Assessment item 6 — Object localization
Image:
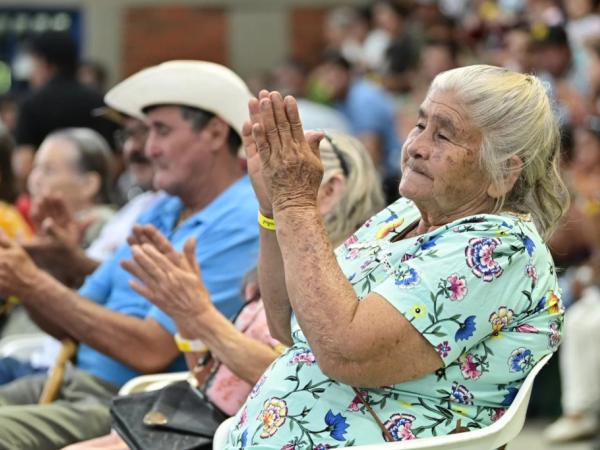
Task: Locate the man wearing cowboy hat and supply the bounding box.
[0,61,259,448]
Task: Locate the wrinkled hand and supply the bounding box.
[248,90,324,213]
[30,195,94,252]
[121,225,211,321]
[0,232,40,298]
[243,91,273,216]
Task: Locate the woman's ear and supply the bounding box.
[79,172,102,203]
[317,173,347,216]
[487,155,523,199]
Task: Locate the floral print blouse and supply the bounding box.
[226,198,564,449]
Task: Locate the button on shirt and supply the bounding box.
[77,176,259,386]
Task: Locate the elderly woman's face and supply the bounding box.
[28,137,92,211]
[400,90,487,215]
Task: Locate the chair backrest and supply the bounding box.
[0,333,47,361]
[213,353,553,450]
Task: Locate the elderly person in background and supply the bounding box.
[544,116,600,443]
[62,130,385,449]
[225,65,567,447]
[28,127,115,249]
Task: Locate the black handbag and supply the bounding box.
[110,380,228,450]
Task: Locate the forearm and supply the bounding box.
[20,269,175,372]
[177,307,279,384]
[71,250,101,280]
[275,206,358,362]
[258,225,293,345]
[26,307,70,340]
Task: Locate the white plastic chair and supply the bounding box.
[0,333,47,361]
[213,354,552,450]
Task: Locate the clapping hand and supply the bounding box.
[245,91,324,214]
[122,225,211,321]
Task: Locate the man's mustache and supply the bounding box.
[128,151,151,165]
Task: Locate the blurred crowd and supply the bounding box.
[0,0,598,447]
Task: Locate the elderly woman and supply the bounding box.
[223,64,567,447]
[61,130,385,449]
[28,127,115,249]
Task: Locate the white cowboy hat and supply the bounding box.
[104,60,251,138]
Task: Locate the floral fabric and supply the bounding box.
[226,198,564,449]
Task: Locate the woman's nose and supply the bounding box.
[405,131,431,160]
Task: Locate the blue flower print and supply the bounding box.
[449,382,474,405]
[508,347,533,373]
[517,232,536,256]
[419,234,442,250]
[465,237,504,282]
[455,316,476,341]
[240,429,248,448]
[324,410,349,441]
[383,211,399,223]
[395,267,419,288]
[501,386,519,406]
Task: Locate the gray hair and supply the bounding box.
[319,130,385,246]
[430,65,568,240]
[45,127,114,204]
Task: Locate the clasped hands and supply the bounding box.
[243,90,325,217]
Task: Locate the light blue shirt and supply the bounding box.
[77,176,259,386]
[336,79,402,178]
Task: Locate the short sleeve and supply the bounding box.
[372,220,538,366]
[78,247,124,305]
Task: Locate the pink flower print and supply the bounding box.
[549,321,561,350]
[436,341,451,358]
[344,234,358,247]
[459,354,482,380]
[447,274,467,301]
[401,253,415,262]
[238,407,248,429]
[489,306,514,336]
[250,374,266,399]
[515,324,538,333]
[281,444,297,450]
[465,237,504,282]
[289,349,316,366]
[526,264,538,281]
[347,390,368,412]
[491,407,506,422]
[345,248,360,260]
[384,413,416,441]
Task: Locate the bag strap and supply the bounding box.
[351,387,395,442]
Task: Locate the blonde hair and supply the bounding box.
[319,130,385,246]
[430,65,568,240]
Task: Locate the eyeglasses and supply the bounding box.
[114,124,149,149]
[322,132,349,177]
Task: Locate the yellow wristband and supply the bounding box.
[258,211,276,231]
[174,333,209,353]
